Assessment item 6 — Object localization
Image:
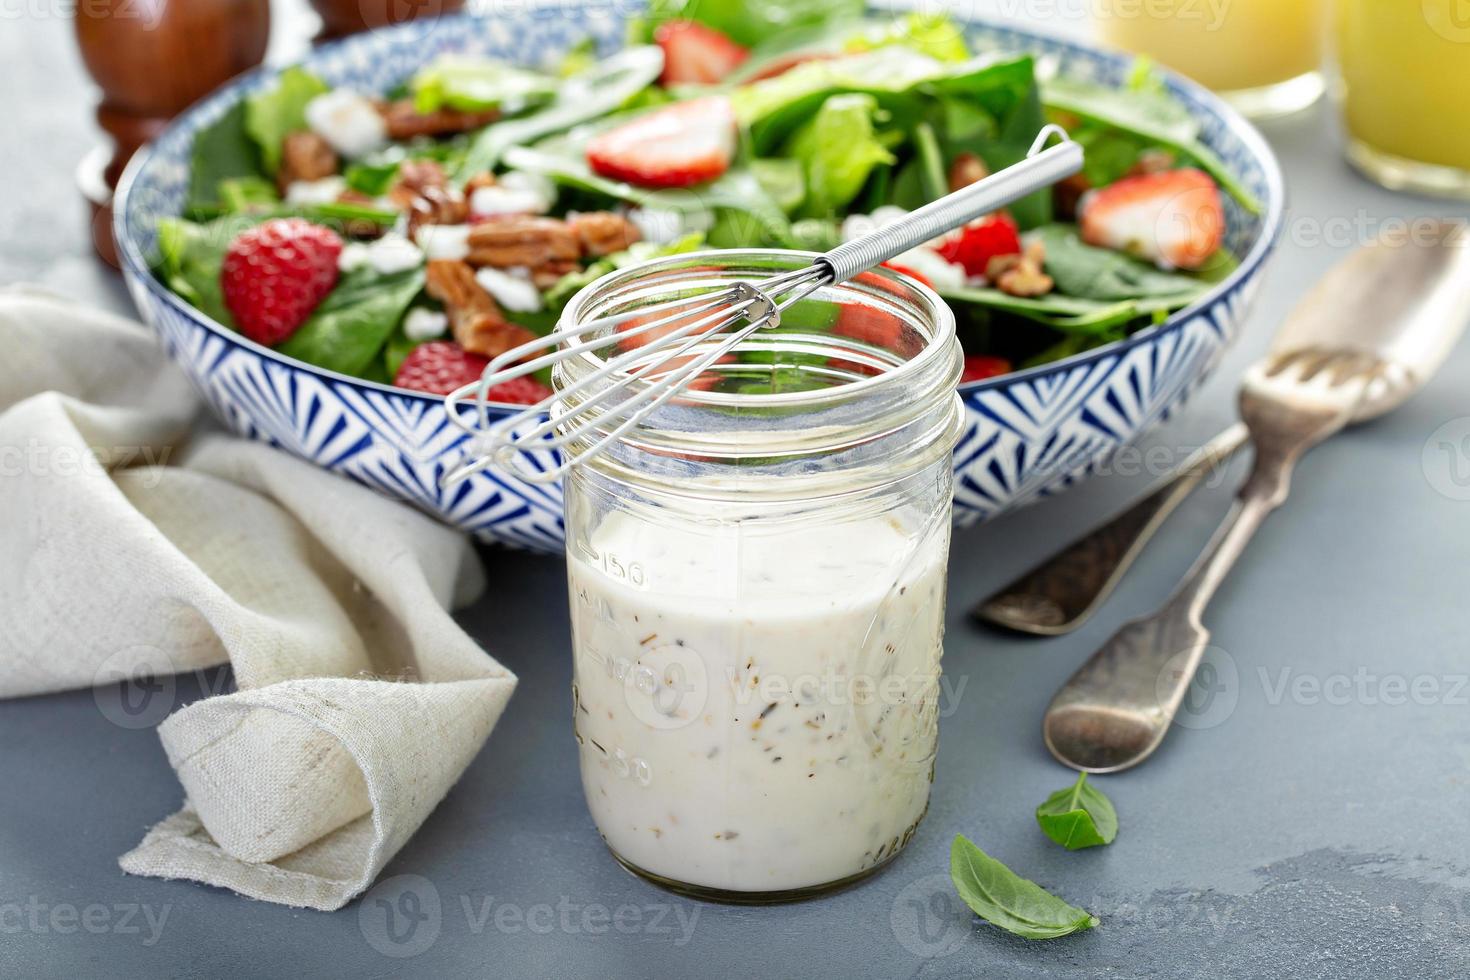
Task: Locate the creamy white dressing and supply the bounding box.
[569,506,949,895]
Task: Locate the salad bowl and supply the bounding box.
[114,8,1284,552]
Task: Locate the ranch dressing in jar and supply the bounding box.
[558,251,963,901]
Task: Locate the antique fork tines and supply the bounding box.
[1042,345,1385,773]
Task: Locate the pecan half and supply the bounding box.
[948,152,989,194]
[388,159,467,232]
[530,260,579,291]
[466,215,580,269]
[424,259,536,359]
[380,98,500,140]
[278,131,339,191]
[986,241,1053,298]
[568,212,642,257]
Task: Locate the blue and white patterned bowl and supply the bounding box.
[114,9,1283,553]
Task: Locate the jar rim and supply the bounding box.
[558,248,958,409]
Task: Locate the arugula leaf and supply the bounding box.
[1035,773,1118,850]
[1042,75,1259,213]
[409,56,558,115]
[244,66,329,175]
[277,267,425,375]
[950,835,1099,940]
[456,47,663,179]
[187,101,266,216]
[1031,225,1210,303]
[783,93,892,218]
[631,0,864,50]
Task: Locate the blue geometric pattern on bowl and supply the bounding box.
[114,8,1284,554]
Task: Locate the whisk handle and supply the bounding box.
[814,139,1084,284]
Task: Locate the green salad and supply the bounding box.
[155,1,1255,402]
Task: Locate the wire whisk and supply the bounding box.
[442,125,1083,486]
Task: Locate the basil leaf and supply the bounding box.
[277,266,425,376]
[1035,773,1118,850]
[244,66,329,175]
[949,835,1099,940]
[1031,224,1210,303]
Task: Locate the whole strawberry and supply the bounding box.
[393,340,552,404]
[221,218,343,346]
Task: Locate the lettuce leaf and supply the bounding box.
[783,93,893,218]
[409,55,558,115]
[842,12,970,62]
[244,67,329,175]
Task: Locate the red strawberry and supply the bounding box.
[221,218,343,346]
[654,20,749,85]
[1079,167,1224,270]
[394,341,554,404]
[586,97,735,189]
[960,354,1012,384]
[934,213,1022,277]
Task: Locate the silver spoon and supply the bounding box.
[976,222,1470,636]
[1038,223,1470,772]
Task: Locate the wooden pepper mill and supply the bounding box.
[75,0,271,266]
[307,0,465,42]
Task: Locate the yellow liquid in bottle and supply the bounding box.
[1096,0,1325,93]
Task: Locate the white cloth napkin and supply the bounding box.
[0,286,517,910]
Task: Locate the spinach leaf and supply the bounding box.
[1035,773,1118,850]
[750,157,806,215]
[950,835,1099,940]
[244,66,329,175]
[940,286,1154,335]
[218,176,279,213]
[1031,225,1209,303]
[631,0,864,50]
[1042,75,1259,213]
[456,47,663,179]
[277,267,425,376]
[409,56,557,115]
[187,101,266,216]
[783,93,892,218]
[155,214,267,326]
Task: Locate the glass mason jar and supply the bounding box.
[558,251,964,902]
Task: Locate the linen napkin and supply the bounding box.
[0,286,517,911]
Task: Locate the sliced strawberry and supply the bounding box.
[1079,167,1224,271]
[220,218,342,346]
[587,97,735,189]
[960,354,1012,384]
[881,261,933,288]
[655,20,749,85]
[933,212,1022,277]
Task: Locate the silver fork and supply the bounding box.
[1042,346,1384,773]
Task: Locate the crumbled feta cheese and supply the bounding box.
[499,170,556,206]
[403,307,450,342]
[304,89,388,159]
[475,266,543,313]
[339,233,423,275]
[414,223,472,261]
[626,206,713,245]
[284,176,347,206]
[469,183,549,217]
[889,246,966,292]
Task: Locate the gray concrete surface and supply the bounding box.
[3,6,1469,978]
